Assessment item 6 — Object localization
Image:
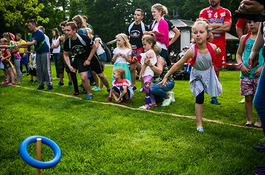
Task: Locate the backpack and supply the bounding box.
[190,42,217,71]
[99,40,112,62]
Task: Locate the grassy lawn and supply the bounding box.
[0,63,264,174]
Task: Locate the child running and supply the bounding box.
[107,66,134,103]
[158,18,222,132]
[111,33,132,83]
[139,34,157,109]
[1,38,15,85]
[236,20,264,128]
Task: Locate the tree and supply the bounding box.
[0,0,49,39]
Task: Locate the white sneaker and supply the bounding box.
[169,91,175,102]
[161,96,172,106]
[139,105,150,109]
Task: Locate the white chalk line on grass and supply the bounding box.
[16,85,262,131]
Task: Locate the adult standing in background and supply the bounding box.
[38,26,50,50]
[199,0,232,105]
[82,15,93,33]
[16,33,29,76]
[126,8,149,92]
[17,19,53,90]
[51,28,61,79]
[145,3,169,59]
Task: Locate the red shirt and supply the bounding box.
[236,18,249,33]
[112,79,130,88]
[199,6,232,46]
[1,49,10,63]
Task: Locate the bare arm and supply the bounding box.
[248,23,264,68]
[236,35,250,76]
[145,56,164,75]
[236,0,264,14]
[18,40,37,48]
[63,51,75,73]
[1,50,11,61]
[211,22,231,34]
[83,43,97,66]
[236,26,243,39]
[169,27,181,46]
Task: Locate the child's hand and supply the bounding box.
[240,65,250,77]
[254,66,263,77]
[116,99,121,103]
[157,78,168,87]
[216,47,221,55]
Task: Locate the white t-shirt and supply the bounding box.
[140,50,157,77]
[113,47,131,64]
[52,38,60,54]
[94,37,105,55]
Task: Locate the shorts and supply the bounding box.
[29,68,37,76]
[131,47,143,64]
[112,85,134,101]
[99,53,107,63]
[77,58,89,73]
[215,45,226,67]
[240,78,259,96]
[3,62,12,69]
[20,53,28,64]
[90,54,104,74]
[57,51,71,73]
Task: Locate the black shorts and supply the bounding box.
[57,51,71,74]
[29,68,37,76]
[77,58,89,73]
[90,54,104,74]
[3,62,12,69]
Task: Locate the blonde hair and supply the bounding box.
[154,42,162,55]
[1,38,8,44]
[152,3,168,17]
[113,66,125,79]
[116,33,131,50]
[192,18,213,41]
[142,33,156,50]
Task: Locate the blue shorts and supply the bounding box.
[99,53,107,63]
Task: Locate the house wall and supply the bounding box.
[180,28,191,49]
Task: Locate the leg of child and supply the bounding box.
[8,67,15,83]
[80,72,92,95]
[111,86,121,103]
[6,68,11,83]
[195,91,204,130]
[100,63,105,89]
[91,71,99,88]
[143,76,152,107]
[97,72,110,91]
[245,95,254,125]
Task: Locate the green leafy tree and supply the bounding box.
[0,0,49,39]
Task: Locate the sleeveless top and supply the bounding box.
[189,44,222,97]
[154,56,174,82]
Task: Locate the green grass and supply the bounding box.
[0,63,264,174]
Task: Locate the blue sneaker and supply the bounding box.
[68,82,72,87]
[92,87,102,91]
[85,94,93,100]
[57,81,64,86]
[36,86,44,90]
[210,97,220,105]
[47,86,53,90]
[197,127,204,132]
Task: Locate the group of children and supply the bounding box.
[1,17,263,133]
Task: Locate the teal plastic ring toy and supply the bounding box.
[19,136,61,169]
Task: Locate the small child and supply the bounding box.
[236,20,264,128]
[111,33,132,83]
[106,67,134,103]
[28,50,38,83]
[0,38,15,85]
[138,34,157,109]
[158,18,222,132]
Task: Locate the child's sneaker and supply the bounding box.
[106,96,112,101]
[132,86,137,91]
[197,127,204,132]
[85,94,93,100]
[72,91,79,96]
[34,80,38,83]
[57,81,64,86]
[139,105,150,109]
[149,103,157,107]
[161,96,172,106]
[139,87,144,93]
[2,81,8,84]
[252,145,265,152]
[210,97,220,105]
[8,82,16,85]
[47,86,53,90]
[68,82,72,87]
[29,80,34,83]
[123,99,130,104]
